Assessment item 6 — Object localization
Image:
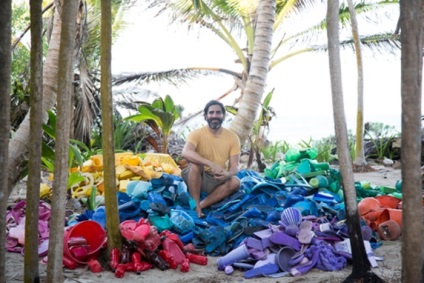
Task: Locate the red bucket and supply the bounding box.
[63,220,107,264]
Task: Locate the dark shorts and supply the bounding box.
[181,164,229,195]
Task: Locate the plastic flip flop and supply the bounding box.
[226,217,248,243]
[205,226,227,254]
[149,202,171,215]
[269,231,301,251]
[118,201,141,221]
[298,220,314,244]
[244,262,279,278]
[148,214,173,232]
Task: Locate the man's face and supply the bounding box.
[205,105,224,129]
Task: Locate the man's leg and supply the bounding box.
[185,163,205,217]
[199,177,240,210]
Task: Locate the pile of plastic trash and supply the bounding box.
[5,148,404,278]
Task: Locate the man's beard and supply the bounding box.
[207,118,223,129]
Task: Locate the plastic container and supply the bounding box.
[185,253,208,265]
[169,209,194,234]
[216,244,249,269]
[309,175,329,188]
[63,220,107,264]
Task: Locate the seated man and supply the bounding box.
[181,100,241,218]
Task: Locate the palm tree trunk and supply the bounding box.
[229,0,275,144]
[0,0,12,281]
[8,3,62,197]
[347,0,367,168]
[46,0,80,281]
[24,0,44,281]
[101,0,122,252]
[399,0,424,281]
[326,1,382,282]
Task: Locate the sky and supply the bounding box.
[112,2,411,144]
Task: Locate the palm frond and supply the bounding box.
[73,60,100,145]
[341,33,400,54]
[113,89,160,113]
[112,67,241,87]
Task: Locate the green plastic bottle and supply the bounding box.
[395,180,402,192]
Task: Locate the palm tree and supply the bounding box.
[327,1,383,282]
[229,0,275,144]
[116,0,400,144]
[0,0,12,280]
[24,0,44,281]
[8,1,63,197]
[7,0,129,197]
[398,0,424,281]
[101,0,122,254]
[46,0,80,281]
[346,0,368,171]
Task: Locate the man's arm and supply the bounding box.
[182,141,223,173]
[213,154,239,181]
[227,154,240,177]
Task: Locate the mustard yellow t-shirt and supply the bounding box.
[186,126,241,170]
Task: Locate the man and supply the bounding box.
[181,100,241,218]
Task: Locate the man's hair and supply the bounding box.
[204,100,226,115]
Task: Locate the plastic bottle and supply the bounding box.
[158,249,178,269]
[109,248,121,271]
[185,253,208,265]
[63,256,78,270]
[88,259,102,273]
[131,252,143,274]
[180,258,190,272]
[395,180,402,192]
[114,263,126,278]
[120,244,130,264]
[124,262,135,272]
[144,250,169,270]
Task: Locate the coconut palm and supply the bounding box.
[46,0,80,281]
[326,1,383,281]
[24,0,44,281]
[346,0,368,171]
[0,0,12,280]
[398,1,424,281]
[7,0,130,196]
[115,0,400,144]
[101,0,123,255]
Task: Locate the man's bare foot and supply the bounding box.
[196,208,205,218]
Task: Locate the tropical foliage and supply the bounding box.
[7,0,132,192]
[364,121,399,160]
[125,95,183,153]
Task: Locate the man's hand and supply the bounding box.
[209,163,229,180]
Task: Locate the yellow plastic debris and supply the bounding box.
[119,179,130,192]
[90,155,104,171]
[140,153,181,176]
[115,164,127,176]
[40,183,51,198]
[120,155,141,166]
[119,170,135,180]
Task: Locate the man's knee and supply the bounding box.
[229,177,240,192]
[189,163,203,175]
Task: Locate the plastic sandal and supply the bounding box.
[298,220,314,244]
[118,200,141,222]
[226,217,248,243]
[205,226,227,254]
[269,231,301,251]
[244,262,279,278]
